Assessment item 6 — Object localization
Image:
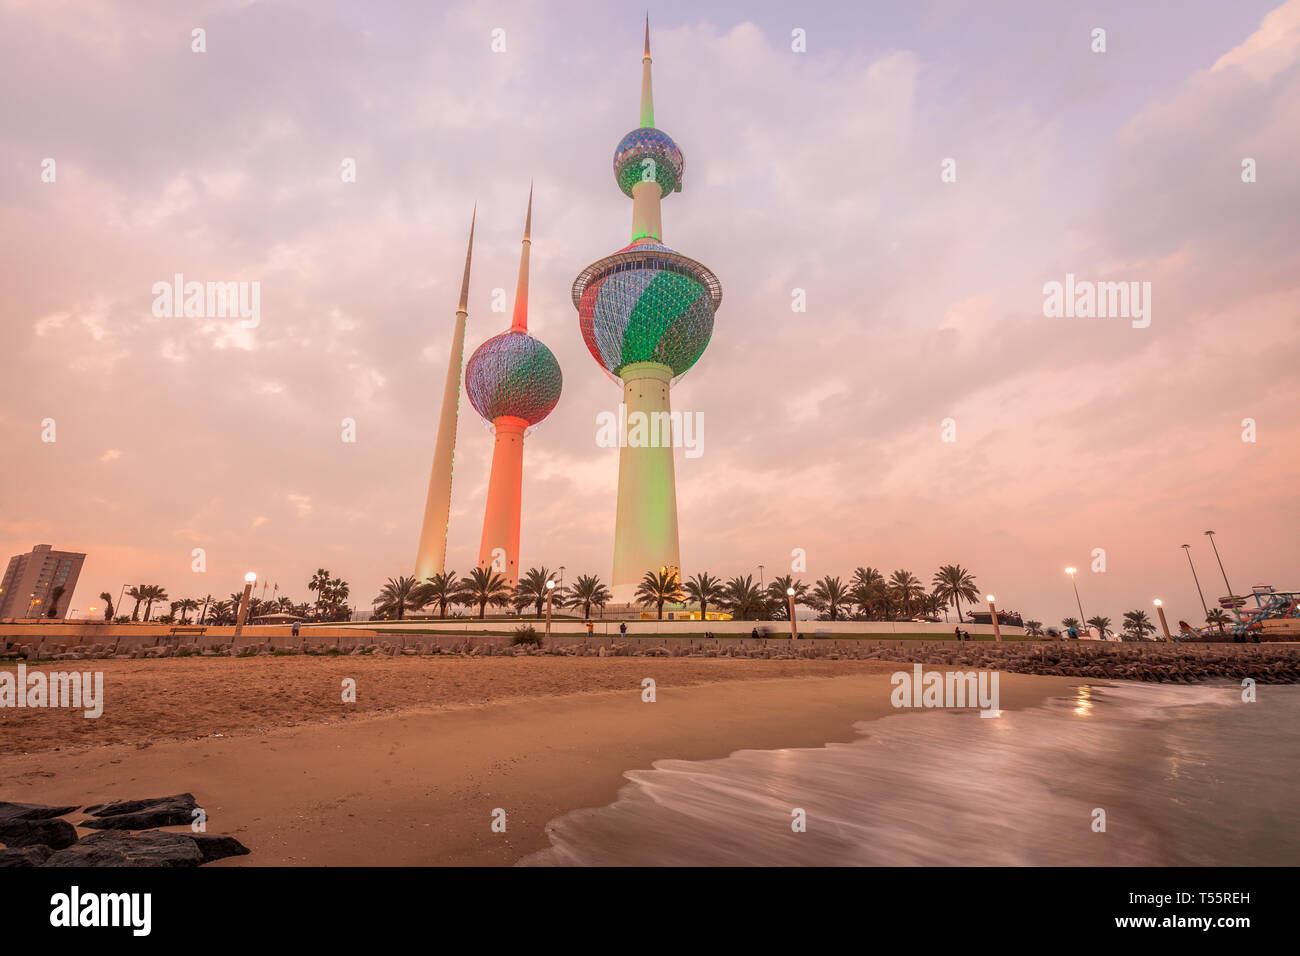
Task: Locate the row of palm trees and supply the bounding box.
[370,563,991,623]
[1040,607,1232,640]
[97,570,355,625]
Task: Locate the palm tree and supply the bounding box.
[566,574,612,620]
[197,594,213,624]
[809,575,850,621]
[1062,616,1080,630]
[1205,608,1232,637]
[1122,610,1156,640]
[767,575,809,620]
[126,585,146,621]
[458,567,512,619]
[372,575,421,621]
[141,585,168,621]
[422,571,465,619]
[849,567,886,619]
[888,570,925,620]
[1086,615,1112,639]
[634,569,685,620]
[1025,620,1044,637]
[176,598,199,624]
[683,572,724,620]
[45,585,65,618]
[721,575,766,620]
[98,591,115,621]
[932,565,979,624]
[206,600,234,625]
[513,567,558,618]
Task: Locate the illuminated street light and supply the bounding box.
[235,572,257,639]
[986,594,1002,642]
[786,587,797,640]
[1153,599,1172,642]
[1065,568,1086,627]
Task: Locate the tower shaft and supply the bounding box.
[477,416,528,587]
[414,209,475,581]
[611,362,681,599]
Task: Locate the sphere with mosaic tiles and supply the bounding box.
[613,127,684,199]
[573,238,721,380]
[464,331,562,425]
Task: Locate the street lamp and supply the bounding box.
[758,565,765,589]
[1153,599,1172,642]
[786,587,797,640]
[1204,531,1238,619]
[986,594,1002,642]
[234,572,256,638]
[544,579,556,641]
[1181,544,1210,620]
[1065,568,1086,628]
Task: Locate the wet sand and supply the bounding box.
[0,657,1080,864]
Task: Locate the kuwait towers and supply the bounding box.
[414,208,476,582]
[465,187,562,587]
[573,18,722,600]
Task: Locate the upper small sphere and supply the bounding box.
[613,127,684,198]
[464,331,562,426]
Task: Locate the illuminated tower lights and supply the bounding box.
[572,17,722,601]
[465,186,563,588]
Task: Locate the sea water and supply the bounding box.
[519,683,1299,866]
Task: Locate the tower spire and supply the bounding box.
[510,183,532,333]
[457,203,476,314]
[414,205,478,580]
[640,13,654,128]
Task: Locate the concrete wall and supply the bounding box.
[358,618,1027,638]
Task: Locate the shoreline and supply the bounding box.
[0,660,1082,865]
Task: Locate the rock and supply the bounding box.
[0,801,80,824]
[0,846,53,867]
[191,834,251,864]
[81,793,198,830]
[42,830,203,867]
[0,817,79,850]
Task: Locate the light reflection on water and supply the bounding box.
[519,683,1299,867]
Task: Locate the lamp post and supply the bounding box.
[544,579,556,641]
[1204,531,1238,619]
[1065,568,1086,627]
[1153,599,1172,642]
[787,587,797,639]
[986,595,1002,642]
[234,572,256,638]
[758,565,765,589]
[1180,544,1209,620]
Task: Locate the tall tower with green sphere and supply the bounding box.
[573,17,722,600]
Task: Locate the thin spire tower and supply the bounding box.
[414,207,476,582]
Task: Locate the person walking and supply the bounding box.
[586,620,594,637]
[619,621,627,637]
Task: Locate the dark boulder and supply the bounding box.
[42,830,203,867]
[80,793,198,830]
[0,845,54,867]
[0,817,78,850]
[0,801,79,824]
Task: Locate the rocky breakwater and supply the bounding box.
[0,794,250,867]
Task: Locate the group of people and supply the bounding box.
[953,627,973,641]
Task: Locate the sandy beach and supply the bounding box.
[0,657,1082,865]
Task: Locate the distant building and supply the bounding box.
[0,544,85,619]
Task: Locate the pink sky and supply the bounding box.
[1,0,1297,625]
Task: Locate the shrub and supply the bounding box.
[512,625,542,647]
